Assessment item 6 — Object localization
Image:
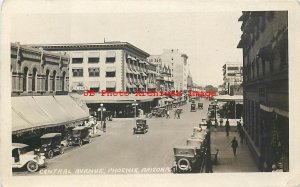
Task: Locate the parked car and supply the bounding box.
[69,126,92,146]
[172,145,202,173]
[133,119,148,134]
[35,133,65,159]
[12,143,46,172]
[198,103,203,109]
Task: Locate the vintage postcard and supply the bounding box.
[1,0,300,187]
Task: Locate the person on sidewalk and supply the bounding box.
[166,110,170,119]
[219,118,223,126]
[231,137,239,157]
[239,128,245,144]
[237,120,241,134]
[102,120,107,133]
[174,110,177,119]
[225,118,230,136]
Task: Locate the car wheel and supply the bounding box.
[59,147,64,154]
[47,150,54,159]
[78,140,82,146]
[26,161,39,172]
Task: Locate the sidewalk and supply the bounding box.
[210,129,259,172]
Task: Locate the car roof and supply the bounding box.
[40,133,62,138]
[12,143,29,149]
[72,126,87,130]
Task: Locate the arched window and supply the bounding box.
[52,70,56,91]
[32,68,37,91]
[23,67,28,92]
[45,70,50,91]
[61,71,66,91]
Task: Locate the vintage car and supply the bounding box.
[133,119,148,134]
[69,126,92,146]
[156,108,166,117]
[12,143,46,172]
[198,102,203,109]
[35,133,65,159]
[172,145,202,173]
[190,103,196,112]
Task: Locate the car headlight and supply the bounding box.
[35,148,40,152]
[44,148,47,151]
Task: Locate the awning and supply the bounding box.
[213,95,243,102]
[106,51,116,58]
[106,81,116,88]
[147,83,156,89]
[12,96,89,134]
[131,83,137,88]
[260,104,288,118]
[133,70,140,75]
[89,81,100,88]
[106,66,116,72]
[141,72,147,76]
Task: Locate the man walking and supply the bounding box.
[225,118,230,136]
[239,127,245,144]
[166,110,170,119]
[231,137,239,157]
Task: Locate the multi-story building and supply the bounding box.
[11,43,89,145]
[147,62,158,91]
[156,65,173,92]
[237,11,288,171]
[222,63,243,95]
[149,49,188,92]
[29,42,150,93]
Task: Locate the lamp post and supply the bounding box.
[98,103,104,129]
[132,100,138,120]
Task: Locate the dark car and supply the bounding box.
[35,133,64,159]
[190,103,196,112]
[133,119,148,134]
[172,146,202,173]
[198,103,203,109]
[69,126,92,146]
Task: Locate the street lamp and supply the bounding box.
[98,103,106,129]
[132,100,138,120]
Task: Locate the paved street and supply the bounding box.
[13,98,259,176]
[14,99,210,176]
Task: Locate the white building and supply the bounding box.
[29,42,150,93]
[222,62,243,94]
[149,49,188,92]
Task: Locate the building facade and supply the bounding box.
[11,43,70,96]
[29,42,150,93]
[222,63,243,95]
[149,49,189,92]
[237,11,288,171]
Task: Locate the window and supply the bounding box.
[52,70,56,91]
[61,71,66,91]
[106,57,115,63]
[72,58,83,64]
[90,87,99,92]
[72,68,83,77]
[88,57,99,63]
[32,68,37,91]
[45,69,50,91]
[227,67,239,70]
[88,68,100,77]
[106,88,115,92]
[23,67,28,92]
[106,71,116,77]
[227,73,236,76]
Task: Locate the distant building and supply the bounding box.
[222,63,243,95]
[149,49,188,91]
[237,11,288,171]
[29,42,150,93]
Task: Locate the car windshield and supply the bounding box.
[41,138,52,146]
[72,130,81,135]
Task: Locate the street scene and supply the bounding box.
[8,10,288,176]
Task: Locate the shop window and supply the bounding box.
[72,58,83,64]
[32,68,37,91]
[52,70,56,91]
[61,71,66,91]
[88,68,100,77]
[72,68,83,77]
[45,69,50,91]
[23,67,28,92]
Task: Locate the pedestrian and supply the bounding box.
[177,110,181,119]
[220,118,223,126]
[225,118,230,136]
[103,120,106,133]
[207,119,212,129]
[239,127,245,144]
[237,120,241,134]
[166,110,170,119]
[231,137,239,157]
[174,110,177,119]
[214,119,218,128]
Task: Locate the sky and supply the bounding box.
[9,9,243,87]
